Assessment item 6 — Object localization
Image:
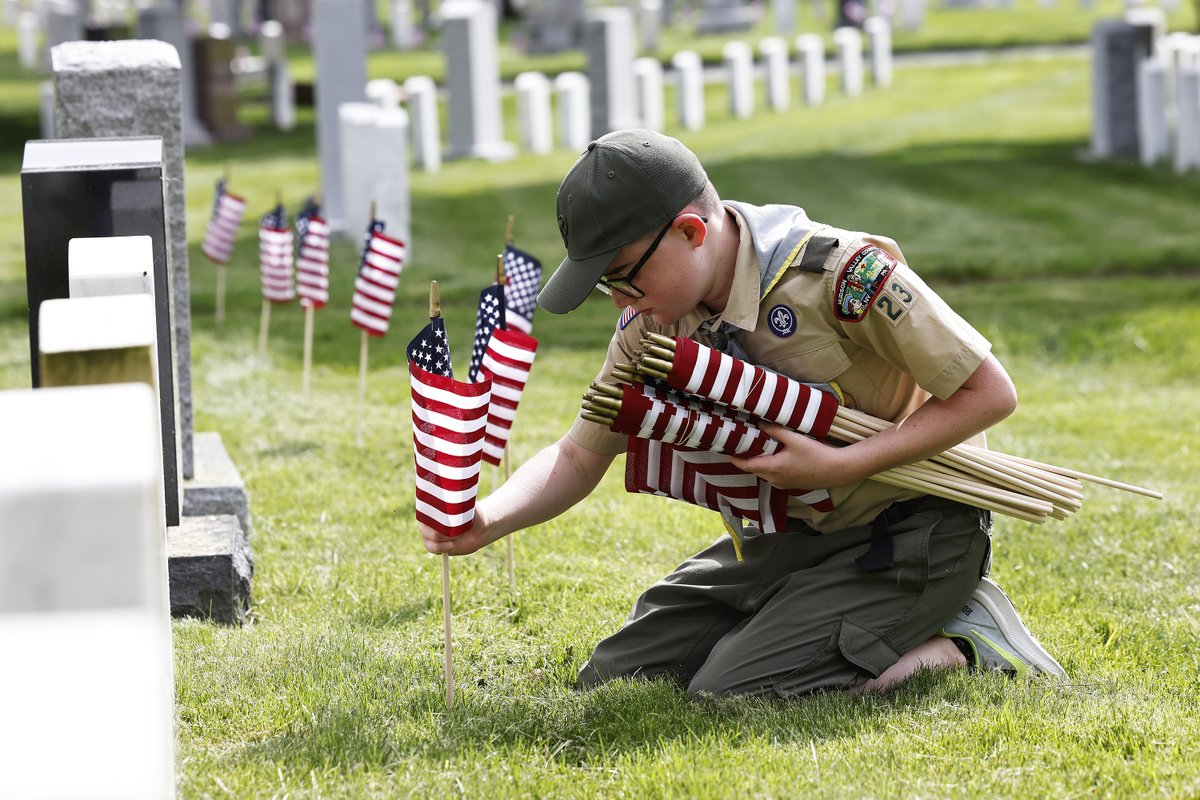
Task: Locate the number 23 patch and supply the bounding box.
[834,245,917,325]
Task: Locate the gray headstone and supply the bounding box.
[1175,66,1200,172]
[44,0,85,71]
[404,75,442,171]
[772,0,796,33]
[1091,19,1155,158]
[696,0,756,34]
[554,71,591,150]
[796,33,826,106]
[39,81,54,138]
[261,20,295,131]
[584,7,638,136]
[313,0,369,233]
[864,16,893,88]
[0,381,175,799]
[137,4,212,147]
[760,37,791,112]
[338,103,412,250]
[523,0,584,54]
[1137,57,1168,165]
[723,41,754,119]
[182,431,251,537]
[515,71,553,153]
[672,49,705,131]
[18,11,40,71]
[633,56,665,131]
[638,0,662,53]
[900,0,924,30]
[391,0,415,48]
[50,42,195,480]
[833,26,864,96]
[441,0,514,160]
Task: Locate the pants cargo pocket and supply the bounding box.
[838,616,905,679]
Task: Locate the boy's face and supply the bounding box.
[600,215,707,326]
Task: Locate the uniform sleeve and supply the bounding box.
[828,237,991,400]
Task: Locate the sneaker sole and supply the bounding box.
[974,578,1067,678]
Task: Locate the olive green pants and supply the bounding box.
[578,497,992,697]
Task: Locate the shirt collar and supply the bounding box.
[673,205,762,340]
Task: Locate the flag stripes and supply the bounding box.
[350,230,406,337]
[296,215,330,309]
[409,363,491,536]
[478,327,538,466]
[201,182,246,265]
[259,225,295,303]
[666,336,839,439]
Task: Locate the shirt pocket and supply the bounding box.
[760,339,850,385]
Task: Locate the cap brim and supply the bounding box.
[536,248,618,314]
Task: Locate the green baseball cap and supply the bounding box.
[537,129,709,315]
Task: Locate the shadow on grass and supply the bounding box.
[233,667,1031,775]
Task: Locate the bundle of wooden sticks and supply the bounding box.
[580,332,1162,524]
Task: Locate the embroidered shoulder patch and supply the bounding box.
[617,306,640,330]
[834,245,897,322]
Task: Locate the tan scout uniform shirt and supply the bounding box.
[568,205,993,533]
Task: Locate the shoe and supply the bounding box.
[940,577,1066,678]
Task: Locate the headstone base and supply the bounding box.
[183,431,250,535]
[168,514,252,625]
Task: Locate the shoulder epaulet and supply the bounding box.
[796,234,840,274]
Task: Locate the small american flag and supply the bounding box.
[258,203,295,304]
[478,327,538,466]
[350,220,406,337]
[502,243,542,334]
[616,382,834,518]
[467,283,505,383]
[294,196,320,244]
[408,317,492,537]
[295,213,330,310]
[663,336,839,438]
[200,179,246,265]
[626,438,800,534]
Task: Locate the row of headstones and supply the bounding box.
[24,42,256,623]
[1091,11,1200,172]
[1,225,222,798]
[310,0,895,234]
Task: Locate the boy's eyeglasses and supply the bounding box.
[596,216,706,299]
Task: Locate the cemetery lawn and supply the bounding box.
[1,51,1199,798]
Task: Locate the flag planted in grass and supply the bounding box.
[258,203,295,303]
[350,219,406,336]
[502,243,542,334]
[200,179,246,265]
[478,327,538,466]
[468,282,506,383]
[295,199,329,310]
[408,317,491,537]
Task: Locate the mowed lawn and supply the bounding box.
[1,44,1199,798]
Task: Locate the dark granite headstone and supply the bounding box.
[20,137,182,528]
[1091,19,1156,158]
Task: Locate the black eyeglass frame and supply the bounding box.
[596,215,707,300]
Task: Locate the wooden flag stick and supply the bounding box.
[257,299,271,363]
[505,214,514,246]
[215,265,227,326]
[428,279,455,709]
[355,329,369,447]
[302,304,315,393]
[504,445,515,592]
[442,548,455,709]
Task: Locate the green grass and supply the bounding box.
[1,34,1199,800]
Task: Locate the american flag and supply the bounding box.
[661,336,839,439]
[200,179,246,265]
[502,243,542,334]
[408,317,492,537]
[295,213,330,310]
[477,327,538,466]
[350,220,406,337]
[258,203,295,304]
[626,438,801,534]
[294,195,320,244]
[467,283,505,383]
[616,382,835,520]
